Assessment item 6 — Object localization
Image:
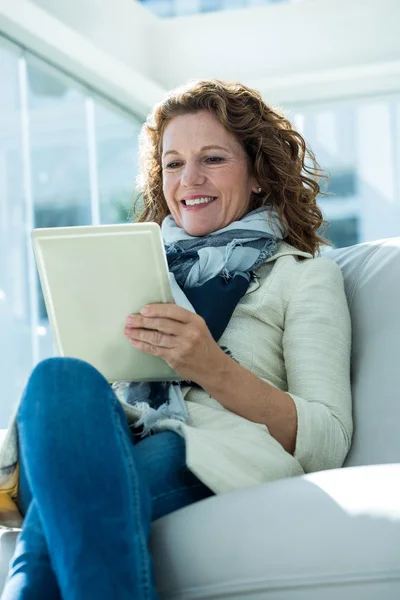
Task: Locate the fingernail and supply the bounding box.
[140,307,150,315]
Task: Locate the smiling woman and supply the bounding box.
[135,79,330,254]
[1,79,353,600]
[160,111,261,236]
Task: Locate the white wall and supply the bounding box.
[1,0,400,112]
[30,0,158,77]
[155,0,399,82]
[0,0,166,119]
[153,0,400,106]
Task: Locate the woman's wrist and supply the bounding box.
[196,346,236,397]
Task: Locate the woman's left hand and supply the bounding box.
[123,304,225,384]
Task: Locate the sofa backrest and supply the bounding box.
[326,238,400,468]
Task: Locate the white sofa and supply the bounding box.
[1,237,400,599]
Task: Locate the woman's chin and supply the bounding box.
[182,222,217,237]
[176,198,228,236]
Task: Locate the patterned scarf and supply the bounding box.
[111,205,286,437]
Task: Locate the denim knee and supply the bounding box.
[18,357,110,421]
[29,357,103,377]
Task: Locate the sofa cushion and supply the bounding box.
[1,464,399,599]
[150,463,400,599]
[326,238,400,467]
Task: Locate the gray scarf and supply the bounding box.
[112,205,286,437]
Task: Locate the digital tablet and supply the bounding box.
[31,222,183,383]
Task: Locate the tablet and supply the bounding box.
[32,222,183,383]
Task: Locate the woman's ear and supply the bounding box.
[250,172,262,193]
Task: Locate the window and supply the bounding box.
[0,39,27,427]
[0,36,141,426]
[291,98,400,249]
[138,0,290,18]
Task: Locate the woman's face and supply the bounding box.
[161,110,259,236]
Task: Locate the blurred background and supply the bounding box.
[0,0,399,425]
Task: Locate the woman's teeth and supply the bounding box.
[185,197,216,206]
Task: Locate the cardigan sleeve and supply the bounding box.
[283,256,353,473]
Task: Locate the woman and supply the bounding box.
[0,79,352,599]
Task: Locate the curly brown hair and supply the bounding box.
[133,79,332,256]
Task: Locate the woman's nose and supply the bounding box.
[181,163,205,187]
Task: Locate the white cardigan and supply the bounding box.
[131,241,353,494]
[0,241,353,526]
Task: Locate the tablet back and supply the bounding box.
[32,222,182,383]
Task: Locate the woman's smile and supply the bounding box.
[181,195,218,210]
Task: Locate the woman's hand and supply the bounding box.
[123,304,226,385]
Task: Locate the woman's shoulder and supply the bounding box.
[266,241,341,274]
[256,241,344,298]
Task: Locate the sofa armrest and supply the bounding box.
[150,464,400,599]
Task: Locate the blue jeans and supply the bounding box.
[2,358,214,600]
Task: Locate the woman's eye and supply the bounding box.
[165,157,223,169]
[205,156,224,164]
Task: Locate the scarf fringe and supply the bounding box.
[133,394,189,438]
